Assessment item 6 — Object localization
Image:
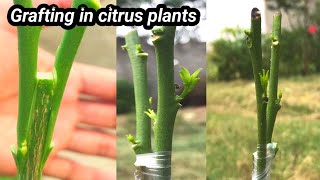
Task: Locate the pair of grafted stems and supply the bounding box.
[123,26,202,179]
[13,0,100,179]
[246,8,282,179]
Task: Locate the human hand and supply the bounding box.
[0,0,116,179]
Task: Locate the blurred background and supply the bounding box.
[207,0,320,179]
[116,0,206,179]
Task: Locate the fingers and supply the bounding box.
[67,129,116,159]
[44,157,115,180]
[75,63,116,102]
[79,101,116,128]
[0,29,19,98]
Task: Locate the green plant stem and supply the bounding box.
[12,0,100,179]
[152,26,178,179]
[246,8,267,174]
[13,0,42,148]
[124,30,152,154]
[14,73,54,180]
[124,27,201,179]
[267,12,282,143]
[152,26,178,152]
[45,0,100,153]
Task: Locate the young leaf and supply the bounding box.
[127,134,137,144]
[178,67,203,100]
[259,69,269,98]
[144,109,157,121]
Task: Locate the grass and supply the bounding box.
[207,75,320,179]
[117,107,206,179]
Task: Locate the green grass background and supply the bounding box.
[117,107,206,179]
[207,75,320,179]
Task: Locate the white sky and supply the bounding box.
[204,0,266,41]
[117,0,267,42]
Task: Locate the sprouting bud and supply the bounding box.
[244,30,251,36]
[136,44,143,53]
[127,134,137,144]
[244,30,252,48]
[178,67,202,101]
[121,45,127,51]
[278,90,282,100]
[20,140,28,156]
[149,97,152,107]
[259,69,269,97]
[135,44,148,58]
[145,109,157,121]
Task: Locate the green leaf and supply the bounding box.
[179,67,190,82]
[127,134,137,144]
[178,67,203,101]
[144,109,157,121]
[259,69,269,97]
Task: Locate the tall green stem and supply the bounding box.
[152,26,178,152]
[267,12,282,143]
[12,0,100,179]
[124,30,152,154]
[151,26,178,179]
[45,0,100,152]
[125,26,179,179]
[14,0,41,149]
[124,26,201,179]
[245,8,267,174]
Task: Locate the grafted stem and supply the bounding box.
[124,26,201,179]
[13,73,55,180]
[152,26,178,153]
[124,30,152,154]
[13,0,100,179]
[246,8,267,173]
[267,12,282,143]
[246,8,282,179]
